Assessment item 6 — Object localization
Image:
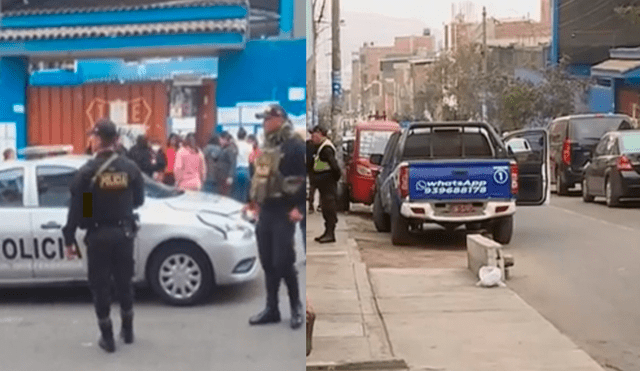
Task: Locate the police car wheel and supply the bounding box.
[148,242,214,306]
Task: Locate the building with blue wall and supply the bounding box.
[551,0,640,116]
[0,0,306,155]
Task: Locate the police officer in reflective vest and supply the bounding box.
[62,119,145,353]
[246,104,305,329]
[311,126,340,243]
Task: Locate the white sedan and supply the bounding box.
[0,155,259,305]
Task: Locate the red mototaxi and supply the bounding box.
[345,121,400,206]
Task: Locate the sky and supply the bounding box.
[314,0,543,101]
[340,0,542,28]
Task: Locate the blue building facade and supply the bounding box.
[551,0,640,116]
[0,0,305,155]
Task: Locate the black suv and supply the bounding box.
[548,113,635,195]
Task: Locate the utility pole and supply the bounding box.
[330,0,342,143]
[311,1,317,129]
[481,6,488,122]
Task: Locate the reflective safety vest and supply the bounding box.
[313,139,336,173]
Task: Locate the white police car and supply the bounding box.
[0,154,259,305]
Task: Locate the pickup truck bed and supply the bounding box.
[373,122,518,245]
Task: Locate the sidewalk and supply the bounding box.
[306,210,606,371]
[306,211,402,369]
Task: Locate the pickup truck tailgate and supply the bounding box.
[408,160,512,200]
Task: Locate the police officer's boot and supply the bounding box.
[120,310,134,344]
[284,272,303,329]
[317,228,336,243]
[98,318,116,353]
[249,274,281,325]
[314,230,328,242]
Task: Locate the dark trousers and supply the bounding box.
[256,207,300,310]
[203,180,218,194]
[319,182,338,235]
[300,214,306,252]
[218,180,232,197]
[163,173,175,186]
[85,226,135,320]
[308,183,318,209]
[233,166,250,203]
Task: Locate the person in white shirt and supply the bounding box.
[234,127,253,202]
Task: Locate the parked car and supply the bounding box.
[0,155,259,305]
[548,113,635,195]
[339,121,400,211]
[371,122,549,245]
[582,130,640,206]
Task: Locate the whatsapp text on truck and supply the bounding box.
[370,122,550,246]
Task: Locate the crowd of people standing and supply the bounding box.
[112,129,261,203]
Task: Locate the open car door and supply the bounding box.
[504,129,550,206]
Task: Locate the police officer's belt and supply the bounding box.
[93,220,128,228]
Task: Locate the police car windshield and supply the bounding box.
[142,174,184,199]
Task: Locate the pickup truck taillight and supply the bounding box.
[510,162,519,195]
[617,155,633,171]
[398,165,409,198]
[562,138,572,166]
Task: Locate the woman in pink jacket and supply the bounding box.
[174,133,207,191]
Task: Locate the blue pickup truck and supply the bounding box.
[370,122,549,245]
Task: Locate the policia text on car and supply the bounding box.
[62,119,145,353]
[245,104,305,329]
[1,237,79,260]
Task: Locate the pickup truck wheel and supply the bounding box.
[373,192,391,232]
[391,205,412,246]
[492,216,513,245]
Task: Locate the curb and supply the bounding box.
[347,237,395,360]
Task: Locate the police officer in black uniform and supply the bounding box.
[62,119,145,353]
[246,104,305,329]
[311,126,340,243]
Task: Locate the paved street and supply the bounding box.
[344,194,640,371]
[0,227,305,371]
[508,194,640,371]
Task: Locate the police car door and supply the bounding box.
[0,166,34,279]
[30,166,87,279]
[503,129,550,205]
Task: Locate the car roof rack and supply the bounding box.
[406,121,493,130]
[19,145,74,159]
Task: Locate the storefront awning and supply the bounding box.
[0,0,248,59]
[591,59,640,78]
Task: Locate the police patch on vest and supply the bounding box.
[250,149,284,204]
[98,172,129,189]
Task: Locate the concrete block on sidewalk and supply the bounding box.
[467,234,508,280]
